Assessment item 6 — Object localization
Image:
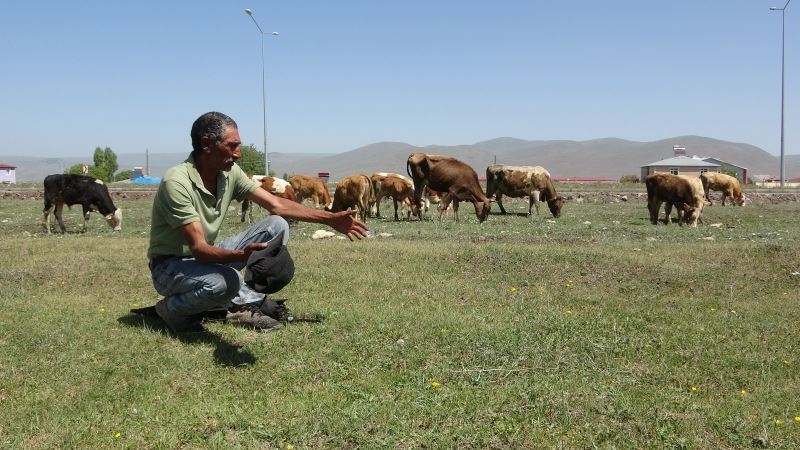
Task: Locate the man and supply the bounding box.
[148,112,368,333]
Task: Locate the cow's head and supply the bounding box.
[547,196,565,218]
[105,208,122,231]
[476,200,491,223]
[679,204,700,227]
[734,195,746,206]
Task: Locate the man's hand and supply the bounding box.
[243,242,269,259]
[328,209,369,241]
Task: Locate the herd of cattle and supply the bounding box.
[40,153,746,234]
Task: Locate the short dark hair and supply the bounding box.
[190,112,238,157]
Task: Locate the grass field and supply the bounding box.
[1,194,798,449]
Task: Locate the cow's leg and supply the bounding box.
[663,202,674,225]
[54,202,67,233]
[241,199,249,223]
[393,198,400,221]
[721,192,728,206]
[43,198,54,234]
[452,200,460,222]
[438,195,452,222]
[81,206,92,232]
[495,194,507,214]
[647,199,661,225]
[375,194,383,218]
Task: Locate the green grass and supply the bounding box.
[1,194,799,448]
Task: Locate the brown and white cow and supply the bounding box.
[485,164,565,218]
[699,172,746,206]
[242,176,299,223]
[43,174,123,234]
[369,172,410,218]
[289,175,333,210]
[406,153,491,223]
[371,173,419,221]
[645,173,706,227]
[331,174,373,223]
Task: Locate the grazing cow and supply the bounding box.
[645,173,706,227]
[289,175,333,210]
[485,164,565,218]
[675,175,711,225]
[43,174,122,234]
[241,176,299,223]
[331,174,373,222]
[418,186,449,220]
[369,172,409,218]
[372,173,419,220]
[699,172,746,206]
[406,153,491,223]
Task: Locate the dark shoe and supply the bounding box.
[155,299,206,333]
[226,303,283,331]
[259,299,294,322]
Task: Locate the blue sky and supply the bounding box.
[0,0,796,158]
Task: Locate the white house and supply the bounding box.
[0,163,16,184]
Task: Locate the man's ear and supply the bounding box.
[200,135,212,151]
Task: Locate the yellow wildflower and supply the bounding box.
[565,310,573,315]
[431,381,441,389]
[775,419,782,426]
[740,389,747,396]
[114,432,121,439]
[691,386,699,393]
[510,287,517,293]
[286,445,294,450]
[794,416,800,424]
[784,359,791,365]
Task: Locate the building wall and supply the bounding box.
[642,166,718,179]
[0,168,16,184]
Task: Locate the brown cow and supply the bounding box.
[699,172,746,206]
[241,176,299,223]
[369,172,410,218]
[406,153,491,223]
[331,174,373,223]
[485,164,565,218]
[372,173,419,220]
[289,175,333,210]
[645,173,706,227]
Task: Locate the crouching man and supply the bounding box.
[148,112,368,333]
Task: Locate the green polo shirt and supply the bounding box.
[148,156,259,258]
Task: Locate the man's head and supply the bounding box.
[190,112,241,170]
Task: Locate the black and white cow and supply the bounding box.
[43,174,122,234]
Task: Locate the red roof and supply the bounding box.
[0,163,17,169]
[552,176,615,183]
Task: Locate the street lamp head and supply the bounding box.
[244,8,253,15]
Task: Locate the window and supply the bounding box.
[700,168,708,174]
[670,167,679,175]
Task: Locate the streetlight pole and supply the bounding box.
[244,9,278,176]
[770,0,791,187]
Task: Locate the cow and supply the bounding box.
[369,172,410,218]
[699,172,746,206]
[675,175,711,225]
[371,173,419,220]
[644,173,706,227]
[241,176,299,223]
[43,174,122,234]
[406,153,491,223]
[289,175,333,210]
[485,164,565,218]
[331,174,373,223]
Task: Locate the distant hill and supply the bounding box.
[4,136,796,182]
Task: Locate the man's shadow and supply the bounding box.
[117,313,257,367]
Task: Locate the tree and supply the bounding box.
[114,170,133,181]
[103,147,118,176]
[238,144,267,176]
[93,147,106,170]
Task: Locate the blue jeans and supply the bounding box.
[150,216,290,316]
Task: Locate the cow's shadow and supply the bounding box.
[488,211,531,217]
[117,314,256,367]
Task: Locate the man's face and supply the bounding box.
[208,126,242,171]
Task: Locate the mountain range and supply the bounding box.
[4,135,798,183]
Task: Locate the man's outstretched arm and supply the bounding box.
[248,187,369,241]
